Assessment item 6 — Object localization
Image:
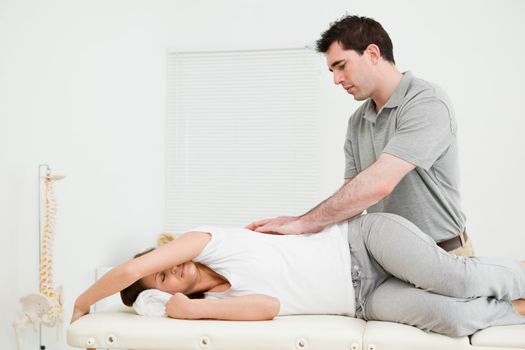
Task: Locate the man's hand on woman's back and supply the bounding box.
[245,216,325,235]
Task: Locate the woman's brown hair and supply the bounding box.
[120,248,155,307]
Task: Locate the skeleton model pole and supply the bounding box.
[39,167,64,325]
[13,165,65,350]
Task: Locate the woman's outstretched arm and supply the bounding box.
[166,293,280,321]
[71,231,211,323]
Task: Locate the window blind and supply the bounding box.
[166,47,323,233]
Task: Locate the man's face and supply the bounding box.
[326,41,375,101]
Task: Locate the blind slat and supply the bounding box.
[166,48,323,233]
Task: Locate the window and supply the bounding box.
[166,47,323,233]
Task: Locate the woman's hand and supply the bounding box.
[166,293,194,319]
[70,305,89,324]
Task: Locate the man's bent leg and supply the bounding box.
[353,213,525,300]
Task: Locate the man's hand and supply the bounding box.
[245,216,296,231]
[245,216,325,235]
[166,292,194,319]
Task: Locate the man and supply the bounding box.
[247,15,473,256]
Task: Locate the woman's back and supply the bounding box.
[193,222,355,316]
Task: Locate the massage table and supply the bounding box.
[68,305,525,350]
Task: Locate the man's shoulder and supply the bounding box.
[398,74,457,131]
[404,74,451,105]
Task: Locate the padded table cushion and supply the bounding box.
[470,324,525,348]
[68,309,366,350]
[68,309,525,350]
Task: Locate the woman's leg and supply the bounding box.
[353,213,525,300]
[365,277,525,337]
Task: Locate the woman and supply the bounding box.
[72,213,525,336]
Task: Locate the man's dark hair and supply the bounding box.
[120,248,204,307]
[316,15,395,64]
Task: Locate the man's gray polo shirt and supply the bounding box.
[344,71,465,242]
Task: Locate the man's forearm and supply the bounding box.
[298,153,414,229]
[249,154,414,235]
[298,172,388,228]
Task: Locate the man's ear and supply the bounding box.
[365,44,381,64]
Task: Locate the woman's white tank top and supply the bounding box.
[193,222,355,316]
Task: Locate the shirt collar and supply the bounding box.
[362,71,413,124]
[383,70,413,109]
[363,100,378,124]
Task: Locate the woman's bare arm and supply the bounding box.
[167,293,280,321]
[72,231,211,322]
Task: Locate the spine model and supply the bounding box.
[39,174,64,326]
[13,168,64,350]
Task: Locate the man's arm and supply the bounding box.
[167,293,280,321]
[299,153,414,227]
[246,177,354,231]
[343,176,353,185]
[251,153,415,234]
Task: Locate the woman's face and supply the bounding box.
[142,261,198,294]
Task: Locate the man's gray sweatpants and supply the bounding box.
[347,213,525,336]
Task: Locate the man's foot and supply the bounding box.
[512,299,525,316]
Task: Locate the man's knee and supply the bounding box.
[359,213,405,241]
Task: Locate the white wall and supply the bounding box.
[1,0,524,349]
[0,0,168,348]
